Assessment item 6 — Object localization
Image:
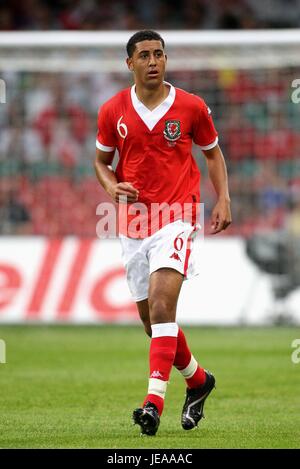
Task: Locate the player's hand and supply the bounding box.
[109,182,139,203]
[210,198,232,234]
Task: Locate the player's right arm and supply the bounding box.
[94,149,139,203]
[95,101,139,203]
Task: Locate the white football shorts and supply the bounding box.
[120,220,201,302]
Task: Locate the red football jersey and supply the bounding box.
[96,82,218,238]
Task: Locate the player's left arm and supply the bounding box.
[202,144,232,234]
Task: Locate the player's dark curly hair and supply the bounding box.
[126,30,165,58]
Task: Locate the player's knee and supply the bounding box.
[149,298,174,324]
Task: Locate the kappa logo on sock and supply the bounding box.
[170,252,181,262]
[150,370,164,379]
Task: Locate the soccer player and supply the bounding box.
[94,30,232,436]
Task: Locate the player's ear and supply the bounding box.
[126,57,134,72]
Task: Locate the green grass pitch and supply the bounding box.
[0,325,299,448]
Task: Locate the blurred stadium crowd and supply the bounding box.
[1,0,300,30]
[1,0,300,238]
[1,66,300,237]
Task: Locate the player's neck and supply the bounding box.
[134,82,169,111]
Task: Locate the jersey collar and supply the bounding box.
[130,81,176,131]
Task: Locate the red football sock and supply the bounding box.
[143,323,178,416]
[174,327,206,388]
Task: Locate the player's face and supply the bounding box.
[127,40,167,89]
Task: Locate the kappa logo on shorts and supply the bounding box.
[170,252,182,262]
[163,120,181,142]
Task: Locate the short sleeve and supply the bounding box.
[96,104,117,152]
[193,98,218,150]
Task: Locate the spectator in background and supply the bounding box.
[0,5,14,30]
[34,83,89,153]
[1,0,300,31]
[0,182,32,235]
